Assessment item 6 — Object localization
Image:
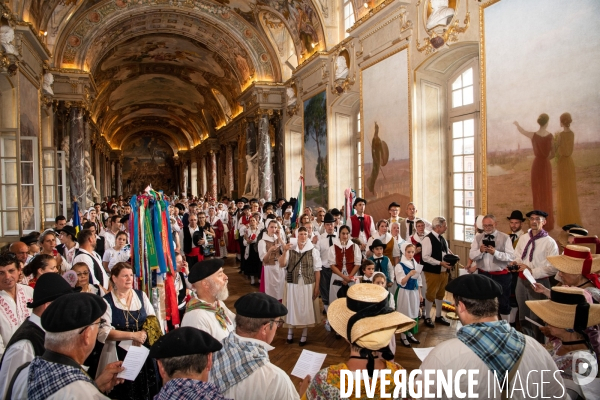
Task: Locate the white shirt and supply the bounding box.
[421,231,449,266]
[11,366,110,399]
[101,230,118,250]
[311,220,324,236]
[72,249,108,290]
[59,242,79,272]
[317,231,337,268]
[514,230,559,279]
[469,230,516,272]
[418,335,567,399]
[328,239,362,273]
[367,232,401,259]
[0,284,34,356]
[0,314,42,397]
[258,234,280,265]
[402,218,432,241]
[102,247,129,270]
[98,291,156,343]
[395,256,423,287]
[215,334,300,400]
[180,300,235,342]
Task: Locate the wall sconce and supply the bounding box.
[364,2,368,8]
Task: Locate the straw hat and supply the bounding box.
[526,286,600,330]
[547,245,600,275]
[328,284,416,350]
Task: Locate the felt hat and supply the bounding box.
[507,210,526,222]
[235,292,288,318]
[56,225,77,241]
[27,272,81,308]
[188,258,224,283]
[547,245,600,275]
[527,286,600,330]
[41,293,107,333]
[443,254,460,266]
[239,197,249,204]
[369,239,385,251]
[323,212,335,224]
[562,223,583,232]
[263,202,275,213]
[388,202,401,210]
[330,208,342,216]
[445,274,502,300]
[249,198,259,204]
[353,197,367,207]
[526,210,548,218]
[149,327,222,359]
[328,284,415,350]
[569,228,589,237]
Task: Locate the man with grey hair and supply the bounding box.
[181,259,235,341]
[468,214,515,322]
[421,216,453,327]
[8,293,124,399]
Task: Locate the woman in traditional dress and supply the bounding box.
[22,254,58,288]
[554,112,582,227]
[38,230,63,269]
[258,219,287,300]
[327,225,362,306]
[99,262,161,399]
[366,220,400,265]
[280,226,321,346]
[102,231,129,271]
[227,204,239,254]
[242,215,262,284]
[73,261,105,296]
[198,212,215,258]
[208,206,227,259]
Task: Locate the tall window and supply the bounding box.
[451,68,474,108]
[343,0,355,38]
[0,135,19,235]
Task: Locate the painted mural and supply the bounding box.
[303,91,328,208]
[484,0,600,237]
[122,135,176,195]
[362,49,410,221]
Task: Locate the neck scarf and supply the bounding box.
[521,229,548,261]
[155,379,230,400]
[457,321,525,381]
[28,353,95,400]
[186,298,231,330]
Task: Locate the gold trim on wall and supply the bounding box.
[359,44,412,202]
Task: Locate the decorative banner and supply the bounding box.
[303,91,328,208]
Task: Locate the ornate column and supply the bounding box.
[210,151,218,200]
[69,106,86,205]
[226,144,234,198]
[257,112,272,201]
[200,154,207,197]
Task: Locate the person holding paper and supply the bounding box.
[468,214,515,322]
[418,274,566,399]
[211,292,300,400]
[181,258,236,342]
[259,219,287,301]
[98,262,160,400]
[150,327,228,400]
[9,293,125,399]
[513,210,559,342]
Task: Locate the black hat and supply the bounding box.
[188,258,225,283]
[238,197,249,204]
[330,208,342,216]
[242,205,251,211]
[175,203,185,211]
[235,292,288,319]
[120,214,130,223]
[354,197,367,207]
[41,293,107,332]
[443,254,460,266]
[388,202,401,210]
[445,274,503,300]
[249,198,259,204]
[20,235,38,246]
[323,212,335,224]
[526,210,548,218]
[562,224,583,232]
[369,239,385,251]
[263,202,275,213]
[27,273,81,308]
[276,198,286,204]
[149,327,222,359]
[569,227,589,237]
[56,225,77,240]
[507,210,526,222]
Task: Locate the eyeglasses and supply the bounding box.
[78,318,106,334]
[269,319,284,328]
[76,271,90,277]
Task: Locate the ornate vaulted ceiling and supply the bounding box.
[25,0,327,152]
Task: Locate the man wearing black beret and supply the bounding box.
[211,292,299,400]
[151,327,228,400]
[181,258,236,342]
[418,274,566,398]
[9,293,125,399]
[0,273,79,397]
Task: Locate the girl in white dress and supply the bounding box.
[394,243,423,347]
[258,219,287,300]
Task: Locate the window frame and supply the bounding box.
[342,0,356,38]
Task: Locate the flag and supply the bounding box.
[344,188,356,225]
[292,174,304,229]
[72,201,82,236]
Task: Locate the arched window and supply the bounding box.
[343,0,355,38]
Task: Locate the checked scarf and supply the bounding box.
[186,298,231,330]
[27,356,95,400]
[457,321,525,381]
[521,229,548,262]
[211,332,270,392]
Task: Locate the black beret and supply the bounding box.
[235,292,288,318]
[526,210,548,218]
[188,258,224,283]
[353,197,367,207]
[388,202,401,210]
[239,197,249,203]
[443,254,460,266]
[41,293,107,332]
[445,274,503,300]
[149,327,222,359]
[323,212,335,223]
[28,272,80,308]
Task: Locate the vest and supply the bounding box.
[286,250,316,284]
[397,262,419,291]
[411,235,424,264]
[183,226,200,254]
[383,237,395,260]
[369,256,392,283]
[475,231,510,270]
[263,239,279,265]
[104,290,147,332]
[350,215,373,240]
[75,250,105,287]
[0,318,45,371]
[334,245,356,273]
[422,232,444,274]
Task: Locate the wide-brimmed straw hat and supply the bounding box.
[547,245,600,275]
[328,284,415,350]
[526,286,600,330]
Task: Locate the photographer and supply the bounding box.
[468,214,516,322]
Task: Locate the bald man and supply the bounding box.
[8,242,28,267]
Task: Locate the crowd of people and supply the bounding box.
[0,192,598,399]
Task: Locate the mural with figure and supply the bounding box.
[303,91,328,208]
[121,134,176,194]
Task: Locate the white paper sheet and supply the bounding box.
[412,347,434,362]
[291,350,327,379]
[523,269,536,285]
[119,340,133,351]
[117,345,149,381]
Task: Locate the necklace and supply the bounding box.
[114,290,140,331]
